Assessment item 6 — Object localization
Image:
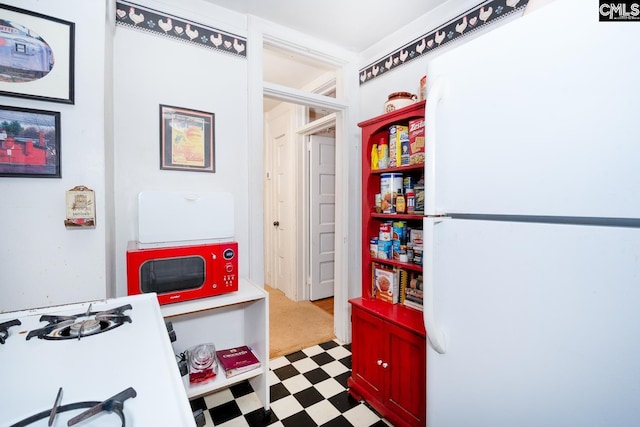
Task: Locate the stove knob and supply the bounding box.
[178,359,188,377]
[165,321,177,342]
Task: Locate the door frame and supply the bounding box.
[247,17,359,343]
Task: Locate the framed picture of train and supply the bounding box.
[0,5,74,104]
[0,105,61,178]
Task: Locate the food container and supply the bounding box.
[379,222,392,241]
[374,266,398,303]
[389,125,408,168]
[380,173,403,213]
[187,343,218,384]
[409,118,425,165]
[384,92,417,113]
[414,181,425,214]
[375,193,382,213]
[370,238,378,256]
[392,221,407,242]
[377,137,389,169]
[377,240,392,259]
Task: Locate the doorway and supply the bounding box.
[263,101,337,302]
[256,33,355,347]
[262,42,340,304]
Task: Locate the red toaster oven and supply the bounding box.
[126,241,238,305]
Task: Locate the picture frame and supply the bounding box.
[0,105,61,178]
[160,105,215,173]
[0,4,75,104]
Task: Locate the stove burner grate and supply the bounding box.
[8,387,137,427]
[0,319,21,344]
[26,304,133,341]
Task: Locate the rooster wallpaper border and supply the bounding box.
[359,0,528,85]
[115,1,247,58]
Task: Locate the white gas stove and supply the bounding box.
[0,293,197,427]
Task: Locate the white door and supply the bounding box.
[309,135,335,301]
[426,218,640,427]
[274,131,291,295]
[265,106,294,297]
[425,0,640,219]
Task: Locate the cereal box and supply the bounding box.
[408,118,425,165]
[388,125,408,168]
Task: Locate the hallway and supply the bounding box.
[267,285,335,358]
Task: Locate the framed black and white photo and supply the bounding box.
[0,4,75,104]
[160,105,215,173]
[0,105,61,178]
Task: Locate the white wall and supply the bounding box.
[0,0,107,312]
[113,0,251,298]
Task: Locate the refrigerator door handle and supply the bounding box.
[424,216,447,354]
[425,77,445,216]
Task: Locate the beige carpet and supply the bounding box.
[267,285,335,359]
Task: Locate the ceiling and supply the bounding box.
[201,0,449,52]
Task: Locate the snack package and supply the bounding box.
[408,119,425,165]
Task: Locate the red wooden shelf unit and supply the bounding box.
[348,101,427,427]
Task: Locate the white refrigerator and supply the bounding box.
[422,0,640,426]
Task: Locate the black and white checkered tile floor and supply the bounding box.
[189,340,391,426]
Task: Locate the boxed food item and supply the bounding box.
[401,139,411,166]
[414,180,425,214]
[409,228,423,246]
[377,240,392,259]
[408,119,425,165]
[403,271,424,311]
[412,245,423,265]
[389,125,408,168]
[373,264,399,303]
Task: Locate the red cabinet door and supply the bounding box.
[385,322,426,426]
[351,306,385,396]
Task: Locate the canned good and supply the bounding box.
[379,223,392,241]
[407,242,414,261]
[406,188,415,214]
[370,238,378,257]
